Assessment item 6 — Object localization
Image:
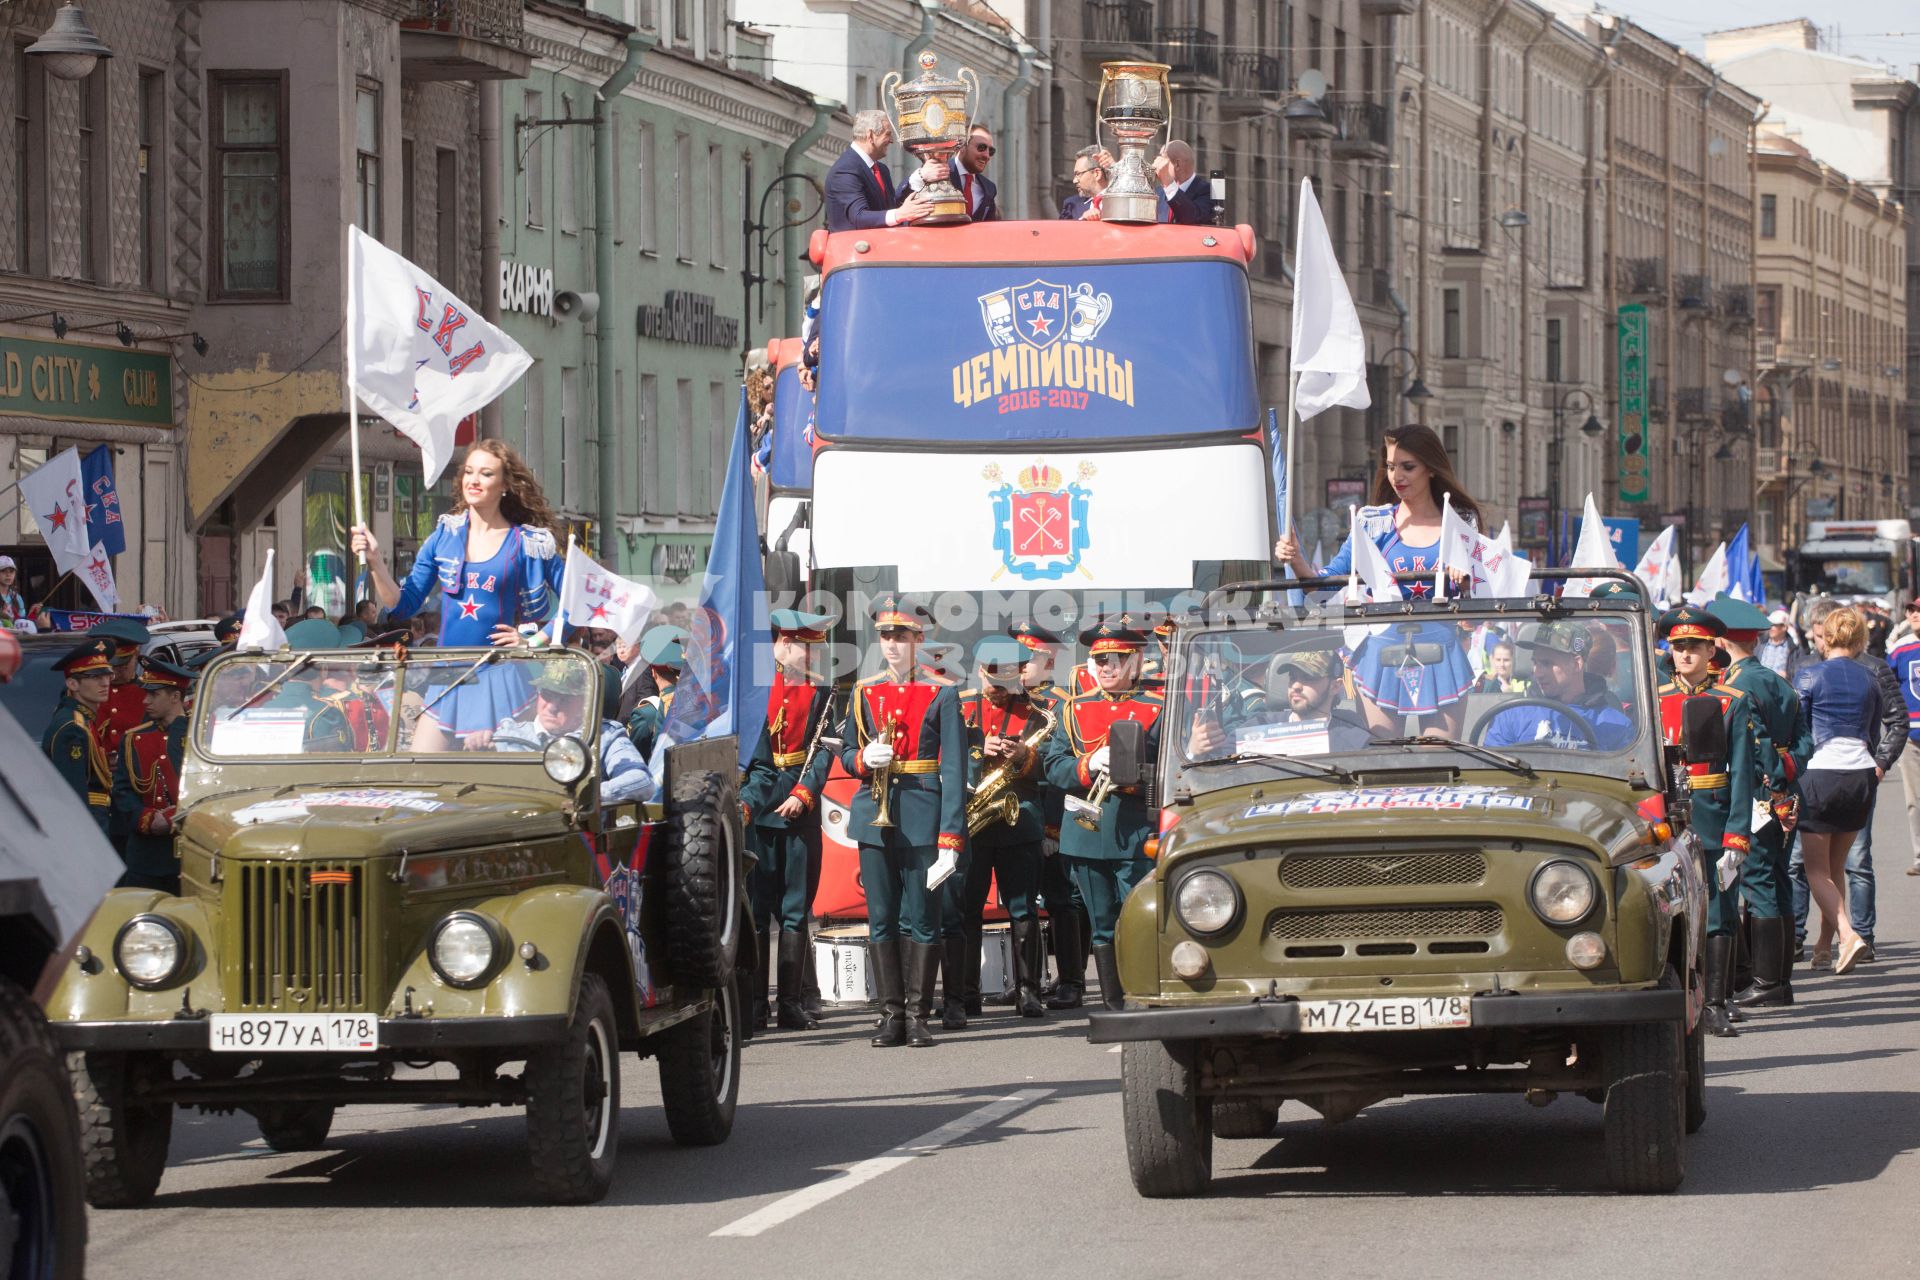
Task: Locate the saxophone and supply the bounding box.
[966,704,1056,836]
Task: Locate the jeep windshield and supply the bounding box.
[196,648,603,759]
[1165,593,1662,794]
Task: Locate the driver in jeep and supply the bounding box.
[1481,620,1636,752]
[464,663,656,805]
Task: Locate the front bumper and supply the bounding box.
[1086,987,1683,1045]
[50,1014,571,1053]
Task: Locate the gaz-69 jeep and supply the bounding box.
[1089,572,1726,1197]
[44,644,750,1206]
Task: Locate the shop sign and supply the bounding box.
[499,260,553,316]
[637,291,739,349]
[0,337,173,428]
[1617,304,1649,503]
[651,540,708,584]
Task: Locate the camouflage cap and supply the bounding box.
[530,661,591,697]
[1519,619,1593,659]
[1269,649,1335,682]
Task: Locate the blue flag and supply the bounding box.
[1726,523,1765,604]
[80,446,126,557]
[660,389,771,772]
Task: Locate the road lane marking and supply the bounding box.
[710,1088,1054,1238]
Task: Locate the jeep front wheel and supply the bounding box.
[1601,1018,1687,1193]
[657,969,741,1147]
[1120,1039,1212,1198]
[525,972,621,1204]
[71,1050,172,1209]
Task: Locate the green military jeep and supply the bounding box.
[44,645,750,1206]
[1089,574,1714,1196]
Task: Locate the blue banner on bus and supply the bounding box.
[770,363,816,492]
[814,260,1259,443]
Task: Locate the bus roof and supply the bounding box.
[808,220,1258,276]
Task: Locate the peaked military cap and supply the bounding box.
[770,607,832,643]
[138,658,195,692]
[1588,580,1641,601]
[641,625,687,668]
[1706,592,1769,634]
[89,617,151,650]
[54,637,115,676]
[1657,604,1725,643]
[285,618,343,649]
[974,635,1029,670]
[869,593,929,633]
[213,614,243,643]
[1079,614,1147,654]
[1007,620,1063,652]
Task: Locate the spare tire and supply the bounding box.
[0,977,87,1277]
[661,769,741,990]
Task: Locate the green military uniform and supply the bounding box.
[1709,593,1812,1009]
[1042,616,1165,1012]
[1656,604,1766,1036]
[43,638,116,838]
[741,609,835,1031]
[1010,621,1089,1010]
[276,619,356,751]
[111,659,195,895]
[625,625,686,762]
[835,595,966,1048]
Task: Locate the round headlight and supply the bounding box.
[1174,869,1241,936]
[114,915,187,989]
[430,913,500,988]
[1530,861,1597,924]
[543,735,589,785]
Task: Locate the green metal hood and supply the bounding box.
[184,782,579,862]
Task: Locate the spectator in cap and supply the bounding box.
[111,659,194,894]
[0,555,25,625]
[43,638,117,837]
[464,661,654,806]
[1757,609,1799,677]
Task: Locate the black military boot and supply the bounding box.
[1733,916,1794,1009]
[869,937,906,1047]
[1046,910,1085,1010]
[1092,942,1124,1012]
[801,919,826,1018]
[776,930,818,1030]
[751,926,772,1033]
[906,940,940,1047]
[1704,934,1740,1038]
[963,926,985,1015]
[941,934,969,1030]
[1733,907,1754,996]
[1011,918,1046,1018]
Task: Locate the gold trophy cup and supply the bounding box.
[1096,61,1172,224]
[883,50,981,226]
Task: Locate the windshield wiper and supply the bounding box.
[1186,752,1355,784]
[420,648,505,718]
[1368,736,1536,779]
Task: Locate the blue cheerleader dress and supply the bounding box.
[1320,503,1475,715]
[392,513,566,735]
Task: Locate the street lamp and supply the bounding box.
[1548,385,1603,563]
[25,4,113,81]
[1378,345,1433,404]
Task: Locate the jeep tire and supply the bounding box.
[0,978,87,1277]
[254,1104,337,1153]
[526,972,620,1204]
[1684,1007,1707,1135]
[71,1050,172,1209]
[1121,1038,1213,1198]
[657,969,741,1147]
[662,770,741,990]
[1602,1014,1687,1193]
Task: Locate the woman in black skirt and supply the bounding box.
[1792,605,1884,974]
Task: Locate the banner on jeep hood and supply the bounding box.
[810,443,1270,591]
[814,261,1258,444]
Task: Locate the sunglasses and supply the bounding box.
[971,142,996,156]
[1090,652,1132,667]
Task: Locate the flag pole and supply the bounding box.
[1282,371,1300,541]
[1435,492,1451,601]
[550,532,576,645]
[345,227,366,582]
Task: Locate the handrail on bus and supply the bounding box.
[1203,566,1647,614]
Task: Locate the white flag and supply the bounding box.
[1289,179,1372,421]
[348,226,532,485]
[1562,494,1623,600]
[1686,541,1729,606]
[78,542,117,612]
[1342,505,1400,651]
[1494,521,1514,553]
[237,549,288,652]
[556,538,659,647]
[1437,497,1531,599]
[1633,525,1681,608]
[17,447,91,573]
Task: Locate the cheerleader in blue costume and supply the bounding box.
[1275,425,1483,737]
[352,441,566,750]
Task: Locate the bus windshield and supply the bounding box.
[1801,556,1892,596]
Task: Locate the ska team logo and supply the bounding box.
[593,832,657,1007]
[957,280,1131,414]
[977,280,1113,349]
[984,460,1095,582]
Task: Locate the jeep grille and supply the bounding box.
[1279,850,1487,890]
[235,862,369,1011]
[1265,905,1504,942]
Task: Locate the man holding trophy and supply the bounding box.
[837,595,968,1048]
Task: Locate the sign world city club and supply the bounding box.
[636,290,739,349]
[0,336,173,428]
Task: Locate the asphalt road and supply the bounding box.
[87,798,1920,1280]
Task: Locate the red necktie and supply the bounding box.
[963,172,975,212]
[871,162,885,197]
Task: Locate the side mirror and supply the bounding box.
[1107,719,1147,789]
[1680,696,1726,765]
[764,549,804,600]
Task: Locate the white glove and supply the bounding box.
[861,740,895,771]
[1041,836,1060,859]
[1716,848,1745,892]
[1088,745,1111,777]
[927,847,959,891]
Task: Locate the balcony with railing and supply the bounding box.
[1156,27,1221,81]
[1719,284,1752,328]
[1619,257,1665,298]
[1328,95,1390,159]
[1675,272,1713,312]
[1084,0,1155,55]
[401,0,529,80]
[1220,52,1282,117]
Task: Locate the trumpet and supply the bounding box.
[1072,769,1114,832]
[966,704,1055,836]
[870,711,903,829]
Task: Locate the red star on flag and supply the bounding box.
[588,603,611,622]
[88,555,107,575]
[46,506,68,532]
[458,596,482,619]
[1028,312,1052,336]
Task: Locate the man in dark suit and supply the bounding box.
[1153,139,1212,225]
[825,109,934,231]
[907,124,999,221]
[1059,145,1171,223]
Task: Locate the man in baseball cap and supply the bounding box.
[469,658,654,805]
[1481,620,1635,751]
